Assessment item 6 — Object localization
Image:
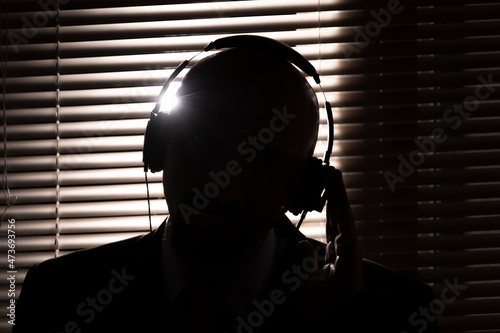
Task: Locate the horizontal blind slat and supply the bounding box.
[6,168,162,188]
[7,68,500,93]
[366,249,500,269]
[1,152,143,171]
[356,216,500,235]
[0,199,167,220]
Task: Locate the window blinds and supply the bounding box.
[1,0,500,332]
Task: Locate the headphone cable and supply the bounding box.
[145,172,152,232]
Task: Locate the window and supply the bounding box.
[1,1,500,332]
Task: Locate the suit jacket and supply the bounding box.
[14,218,439,333]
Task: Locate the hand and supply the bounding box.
[296,167,363,312]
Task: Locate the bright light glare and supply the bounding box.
[160,81,182,113]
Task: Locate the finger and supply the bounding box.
[325,167,358,246]
[324,168,341,263]
[325,240,337,264]
[326,200,339,246]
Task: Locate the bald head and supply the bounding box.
[172,47,319,159]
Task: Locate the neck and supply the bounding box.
[164,217,274,278]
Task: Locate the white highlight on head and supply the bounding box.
[160,81,182,113]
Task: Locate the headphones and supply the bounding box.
[143,35,334,229]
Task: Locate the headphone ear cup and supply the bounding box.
[288,157,328,215]
[143,113,171,173]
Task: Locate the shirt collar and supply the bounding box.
[161,221,280,315]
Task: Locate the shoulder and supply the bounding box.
[359,258,434,305]
[305,237,434,304]
[19,230,152,299]
[305,241,437,332]
[29,227,159,281]
[14,229,159,333]
[298,235,437,331]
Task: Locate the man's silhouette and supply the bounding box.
[15,39,439,333]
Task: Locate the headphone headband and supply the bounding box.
[204,35,321,84]
[152,35,322,116]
